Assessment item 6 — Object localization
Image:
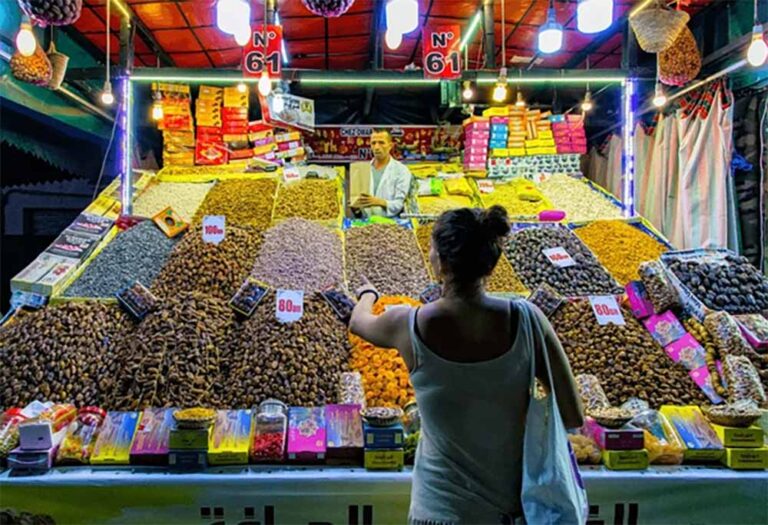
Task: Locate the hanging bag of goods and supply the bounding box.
[659,25,701,86]
[629,0,690,53]
[46,40,69,90]
[301,0,356,17]
[10,46,52,86]
[18,0,83,26]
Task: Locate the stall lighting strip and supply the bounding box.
[121,77,132,216]
[622,78,636,218]
[130,75,280,84]
[459,11,483,50]
[274,11,289,65]
[476,76,626,84]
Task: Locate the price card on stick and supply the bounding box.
[283,164,301,184]
[477,180,495,194]
[589,295,626,326]
[276,290,304,323]
[542,247,576,267]
[202,215,226,245]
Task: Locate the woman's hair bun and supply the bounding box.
[481,205,510,238]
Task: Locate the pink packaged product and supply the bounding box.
[490,117,509,125]
[465,121,490,131]
[584,417,644,451]
[643,311,686,347]
[129,408,173,465]
[464,163,487,171]
[689,366,725,404]
[287,407,326,462]
[734,314,768,350]
[626,281,654,319]
[278,141,302,151]
[465,137,490,148]
[665,334,707,371]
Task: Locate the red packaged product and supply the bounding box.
[56,407,107,465]
[195,141,229,165]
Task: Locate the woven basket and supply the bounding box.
[701,406,761,428]
[659,25,701,86]
[630,1,690,53]
[10,46,52,87]
[47,41,69,90]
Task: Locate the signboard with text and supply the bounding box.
[422,25,462,80]
[243,25,283,78]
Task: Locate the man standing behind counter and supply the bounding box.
[352,129,413,218]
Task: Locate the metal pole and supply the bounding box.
[482,0,495,68]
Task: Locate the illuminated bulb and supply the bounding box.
[747,24,768,67]
[492,82,508,103]
[237,82,247,93]
[273,94,285,114]
[258,71,272,97]
[577,0,613,34]
[385,28,403,50]
[217,0,250,36]
[537,8,564,54]
[652,84,667,108]
[462,81,474,100]
[581,90,593,112]
[15,21,36,57]
[515,91,526,108]
[234,23,251,46]
[386,0,418,35]
[101,80,114,106]
[152,102,163,121]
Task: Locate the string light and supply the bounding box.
[515,91,526,108]
[258,71,272,96]
[747,0,767,67]
[652,83,667,108]
[101,0,114,106]
[237,81,247,93]
[462,81,474,100]
[577,0,614,34]
[581,89,594,112]
[101,80,115,105]
[538,2,564,54]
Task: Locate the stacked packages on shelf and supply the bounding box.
[222,87,251,162]
[194,86,227,166]
[489,117,509,156]
[155,83,195,166]
[275,131,306,164]
[249,122,277,163]
[553,114,587,154]
[523,109,557,156]
[463,116,490,171]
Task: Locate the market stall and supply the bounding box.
[2,0,768,523]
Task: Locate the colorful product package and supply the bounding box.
[91,411,141,465]
[734,314,768,350]
[287,407,326,462]
[601,449,649,470]
[689,366,725,404]
[364,423,404,450]
[364,449,404,470]
[325,404,363,464]
[711,424,764,448]
[56,407,107,465]
[643,311,687,347]
[7,429,65,473]
[720,447,768,470]
[208,410,252,465]
[625,281,654,319]
[0,409,27,465]
[660,405,724,461]
[665,333,707,371]
[130,408,174,465]
[584,417,643,451]
[19,403,76,450]
[628,409,684,465]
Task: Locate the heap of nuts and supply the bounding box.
[192,178,277,230]
[666,254,768,314]
[504,226,623,297]
[479,179,554,217]
[551,300,708,408]
[10,47,52,86]
[111,292,234,410]
[133,181,214,223]
[682,316,727,397]
[346,225,430,298]
[348,296,419,408]
[220,292,351,407]
[538,174,622,222]
[0,302,130,409]
[273,179,340,223]
[151,225,261,301]
[251,218,344,292]
[574,220,669,286]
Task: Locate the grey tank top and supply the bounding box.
[407,300,533,525]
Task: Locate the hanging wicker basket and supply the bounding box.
[301,0,356,17]
[46,41,69,90]
[629,1,690,53]
[10,45,52,87]
[659,25,701,86]
[18,0,83,27]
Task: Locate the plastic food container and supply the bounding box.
[250,399,287,463]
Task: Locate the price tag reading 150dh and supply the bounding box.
[276,290,304,323]
[589,295,625,326]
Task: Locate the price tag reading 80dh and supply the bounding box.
[588,295,625,326]
[276,290,304,323]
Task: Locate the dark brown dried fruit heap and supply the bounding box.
[0,302,130,409]
[550,300,708,408]
[192,178,277,230]
[220,292,351,408]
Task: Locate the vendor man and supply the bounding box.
[352,129,413,217]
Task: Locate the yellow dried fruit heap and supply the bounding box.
[348,296,420,408]
[574,220,668,286]
[480,179,553,217]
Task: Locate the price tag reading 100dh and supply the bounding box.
[276,290,304,323]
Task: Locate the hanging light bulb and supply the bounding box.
[492,68,508,103]
[581,89,593,112]
[386,0,419,35]
[652,84,667,108]
[152,102,163,121]
[385,28,403,50]
[234,22,251,46]
[15,18,36,57]
[747,24,768,67]
[273,93,285,114]
[217,0,251,36]
[258,71,272,97]
[538,4,564,54]
[101,80,114,106]
[515,91,526,108]
[577,0,613,34]
[237,81,247,93]
[462,81,474,100]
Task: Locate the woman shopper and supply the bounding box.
[349,206,584,525]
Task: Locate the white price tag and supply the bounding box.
[202,215,226,245]
[589,295,625,326]
[542,247,576,267]
[283,164,301,183]
[276,290,304,323]
[477,180,494,194]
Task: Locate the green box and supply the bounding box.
[602,449,649,470]
[169,428,210,451]
[712,424,764,448]
[364,449,404,471]
[721,447,768,470]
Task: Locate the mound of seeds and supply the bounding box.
[346,224,430,298]
[251,218,344,292]
[539,174,622,221]
[111,292,234,410]
[133,181,214,222]
[220,293,351,407]
[193,178,277,230]
[0,302,130,409]
[151,225,261,301]
[273,179,340,222]
[63,221,179,298]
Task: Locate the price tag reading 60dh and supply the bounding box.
[276,290,304,323]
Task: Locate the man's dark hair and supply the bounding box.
[371,129,393,141]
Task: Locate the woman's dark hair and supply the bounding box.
[432,205,511,283]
